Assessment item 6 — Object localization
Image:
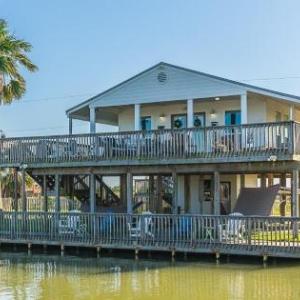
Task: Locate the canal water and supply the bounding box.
[0,251,300,300]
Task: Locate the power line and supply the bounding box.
[242,76,300,82]
[3,75,300,105]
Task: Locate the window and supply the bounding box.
[225,111,241,125]
[171,112,206,129]
[141,116,151,131]
[171,114,187,129]
[194,113,205,127]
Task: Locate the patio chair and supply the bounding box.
[219,212,246,241]
[127,212,154,238]
[58,210,86,235]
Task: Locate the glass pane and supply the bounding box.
[141,117,151,130]
[193,113,205,127]
[225,111,241,125]
[172,115,187,129]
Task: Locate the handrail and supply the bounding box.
[0,121,296,165]
[0,212,300,257]
[0,120,295,141]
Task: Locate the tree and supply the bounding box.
[0,19,38,104]
[0,168,34,198]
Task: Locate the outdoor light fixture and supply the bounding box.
[159,113,166,122]
[210,109,216,118]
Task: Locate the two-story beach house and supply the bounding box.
[2,62,300,217]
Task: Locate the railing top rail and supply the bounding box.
[0,120,294,142]
[1,211,299,221]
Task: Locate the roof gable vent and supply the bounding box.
[157,72,168,84]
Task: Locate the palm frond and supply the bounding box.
[0,18,37,103]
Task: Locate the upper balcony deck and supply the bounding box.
[1,121,300,169]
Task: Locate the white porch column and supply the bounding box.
[241,93,248,124]
[89,106,96,134]
[134,104,141,131]
[187,99,194,128]
[68,117,73,135]
[289,104,295,121]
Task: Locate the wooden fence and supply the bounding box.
[1,212,300,258]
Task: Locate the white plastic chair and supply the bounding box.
[219,212,246,241]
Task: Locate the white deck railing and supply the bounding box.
[0,121,298,166]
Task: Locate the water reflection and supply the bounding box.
[0,252,300,299]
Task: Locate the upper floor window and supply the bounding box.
[172,114,187,129]
[141,116,152,131]
[225,111,241,125]
[194,113,205,127]
[172,113,205,129]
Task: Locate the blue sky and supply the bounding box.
[1,0,300,136]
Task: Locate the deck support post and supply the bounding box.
[120,174,127,208]
[171,249,176,261]
[213,171,220,215]
[21,168,27,212]
[134,104,141,131]
[280,173,287,216]
[68,117,73,135]
[292,170,299,217]
[43,175,48,212]
[96,246,101,257]
[89,106,96,134]
[90,173,96,213]
[240,174,245,188]
[263,254,268,263]
[55,174,60,212]
[172,171,178,214]
[135,248,139,260]
[156,175,162,213]
[199,176,204,214]
[126,172,133,214]
[216,252,220,261]
[149,175,154,212]
[187,99,194,128]
[13,168,18,211]
[261,174,267,188]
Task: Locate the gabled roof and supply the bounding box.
[66,62,300,115]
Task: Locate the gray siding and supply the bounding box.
[90,64,246,107]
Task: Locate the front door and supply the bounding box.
[225,111,241,125]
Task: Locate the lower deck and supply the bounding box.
[1,212,300,259]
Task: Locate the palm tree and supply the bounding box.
[0,19,38,104]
